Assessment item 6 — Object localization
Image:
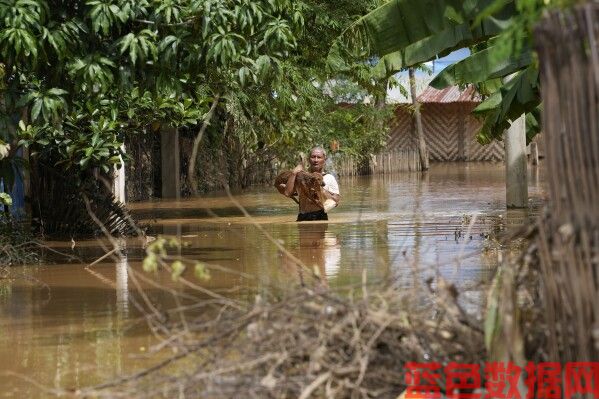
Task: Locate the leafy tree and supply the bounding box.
[177,0,392,190]
[0,0,397,230]
[1,0,389,185]
[0,0,305,200]
[5,0,306,163]
[247,0,393,165]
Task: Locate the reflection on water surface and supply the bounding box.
[0,162,546,396]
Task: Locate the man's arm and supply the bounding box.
[330,192,340,205]
[322,189,340,205]
[322,174,340,206]
[284,164,303,197]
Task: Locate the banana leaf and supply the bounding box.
[350,0,467,57]
[430,43,532,88]
[525,106,541,143]
[329,0,515,73]
[473,67,540,143]
[370,16,512,78]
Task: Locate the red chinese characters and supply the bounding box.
[527,362,562,399]
[485,362,522,398]
[405,362,443,399]
[403,362,599,399]
[446,362,482,398]
[564,362,599,399]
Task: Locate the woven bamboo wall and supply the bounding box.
[388,104,504,161]
[534,4,599,363]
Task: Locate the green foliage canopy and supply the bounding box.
[1,0,304,177]
[0,0,391,194]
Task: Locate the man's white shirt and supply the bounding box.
[323,174,340,195]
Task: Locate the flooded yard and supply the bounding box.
[0,162,546,396]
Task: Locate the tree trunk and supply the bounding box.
[530,141,539,166]
[188,95,220,195]
[374,79,387,110]
[372,79,388,173]
[409,68,429,171]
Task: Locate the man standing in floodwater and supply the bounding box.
[282,147,340,221]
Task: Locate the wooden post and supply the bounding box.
[161,126,180,199]
[116,255,129,316]
[409,68,429,171]
[113,166,126,203]
[530,141,539,166]
[113,145,126,203]
[504,115,528,208]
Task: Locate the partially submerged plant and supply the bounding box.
[143,236,210,282]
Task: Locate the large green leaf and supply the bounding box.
[330,0,515,77]
[525,106,541,143]
[370,16,511,77]
[430,42,532,88]
[473,66,540,143]
[343,0,466,57]
[328,0,464,71]
[337,0,512,54]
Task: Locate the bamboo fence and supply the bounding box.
[368,148,422,174]
[333,148,421,177]
[534,4,599,364]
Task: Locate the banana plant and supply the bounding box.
[332,1,506,64]
[331,0,569,143]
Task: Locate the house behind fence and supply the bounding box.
[333,85,510,177]
[388,85,505,162]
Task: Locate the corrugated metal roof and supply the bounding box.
[417,85,481,103]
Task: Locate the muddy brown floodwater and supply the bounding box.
[0,162,546,397]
